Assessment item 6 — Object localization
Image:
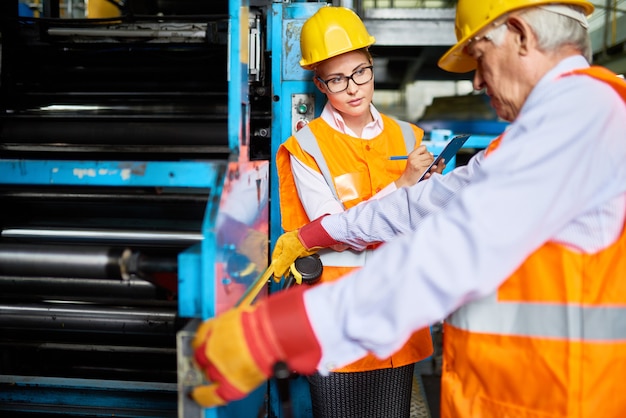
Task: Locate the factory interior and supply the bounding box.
[0,0,624,417]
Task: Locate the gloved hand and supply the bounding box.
[271,215,339,282]
[271,230,316,282]
[191,286,322,408]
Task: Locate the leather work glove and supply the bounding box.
[191,285,322,408]
[271,215,339,282]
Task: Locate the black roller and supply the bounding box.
[0,243,126,279]
[0,118,228,147]
[0,276,157,299]
[0,243,178,280]
[0,302,176,336]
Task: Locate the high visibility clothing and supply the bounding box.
[277,115,433,372]
[441,66,626,418]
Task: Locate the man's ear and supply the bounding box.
[506,16,533,56]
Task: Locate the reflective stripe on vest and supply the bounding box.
[294,125,343,207]
[294,119,417,210]
[317,247,376,267]
[440,66,626,418]
[448,67,626,343]
[294,119,415,267]
[447,292,626,340]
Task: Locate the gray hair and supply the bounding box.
[519,5,592,63]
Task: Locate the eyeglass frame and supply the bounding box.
[465,16,510,49]
[315,65,374,94]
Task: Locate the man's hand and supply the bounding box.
[191,286,321,408]
[191,306,268,407]
[271,215,340,282]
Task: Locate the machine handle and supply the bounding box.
[236,253,323,306]
[234,262,275,308]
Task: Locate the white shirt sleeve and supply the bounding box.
[290,154,344,219]
[304,57,626,373]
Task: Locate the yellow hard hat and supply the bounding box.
[438,0,594,73]
[87,0,122,18]
[299,6,376,70]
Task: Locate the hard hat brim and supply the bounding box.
[438,0,594,73]
[299,37,376,70]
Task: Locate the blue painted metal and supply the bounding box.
[176,163,270,418]
[178,160,270,318]
[0,159,224,187]
[268,2,327,418]
[418,119,509,137]
[228,0,250,156]
[424,134,496,173]
[0,376,177,417]
[176,0,271,416]
[269,1,326,266]
[464,134,499,149]
[2,1,271,417]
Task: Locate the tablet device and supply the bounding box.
[418,134,470,182]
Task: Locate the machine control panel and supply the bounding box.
[291,93,316,134]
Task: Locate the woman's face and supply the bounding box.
[314,50,374,119]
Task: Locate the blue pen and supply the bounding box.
[389,154,438,161]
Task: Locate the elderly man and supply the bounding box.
[191,0,626,416]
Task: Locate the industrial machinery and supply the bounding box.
[0,0,269,416]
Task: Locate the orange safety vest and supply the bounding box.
[276,114,433,372]
[441,66,626,418]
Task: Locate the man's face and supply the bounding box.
[465,19,531,122]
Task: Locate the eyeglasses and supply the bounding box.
[316,66,374,94]
[466,18,508,48]
[467,31,495,46]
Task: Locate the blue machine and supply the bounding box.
[0,0,323,417]
[418,94,509,167]
[267,3,327,417]
[0,0,268,417]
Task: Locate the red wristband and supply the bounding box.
[265,286,321,374]
[298,215,340,250]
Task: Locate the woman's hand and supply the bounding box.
[395,145,440,187]
[420,156,446,182]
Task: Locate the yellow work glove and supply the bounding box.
[191,286,322,408]
[271,215,339,282]
[271,230,317,282]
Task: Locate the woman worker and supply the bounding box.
[275,6,443,418]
